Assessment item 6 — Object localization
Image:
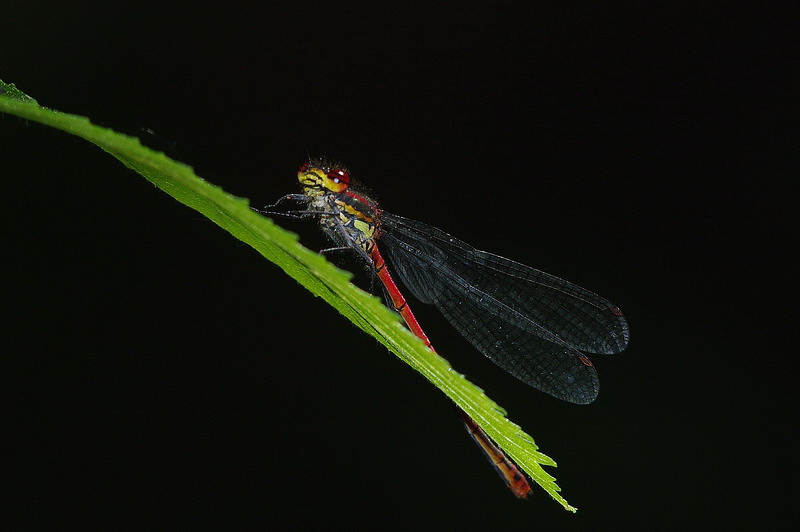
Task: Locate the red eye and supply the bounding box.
[298,162,311,173]
[327,169,350,185]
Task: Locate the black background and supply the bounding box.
[3,3,794,529]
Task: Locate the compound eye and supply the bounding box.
[298,162,311,173]
[328,168,350,190]
[327,168,350,186]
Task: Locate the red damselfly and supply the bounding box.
[267,157,630,498]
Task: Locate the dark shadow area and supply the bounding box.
[3,4,793,529]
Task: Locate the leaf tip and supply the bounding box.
[0,80,39,105]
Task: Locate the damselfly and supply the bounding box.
[267,158,630,498]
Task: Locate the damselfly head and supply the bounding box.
[297,160,351,194]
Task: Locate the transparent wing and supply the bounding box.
[380,212,629,404]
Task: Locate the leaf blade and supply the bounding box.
[1,80,576,511]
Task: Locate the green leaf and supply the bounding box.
[1,79,576,512]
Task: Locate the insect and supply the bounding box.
[267,158,630,497]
